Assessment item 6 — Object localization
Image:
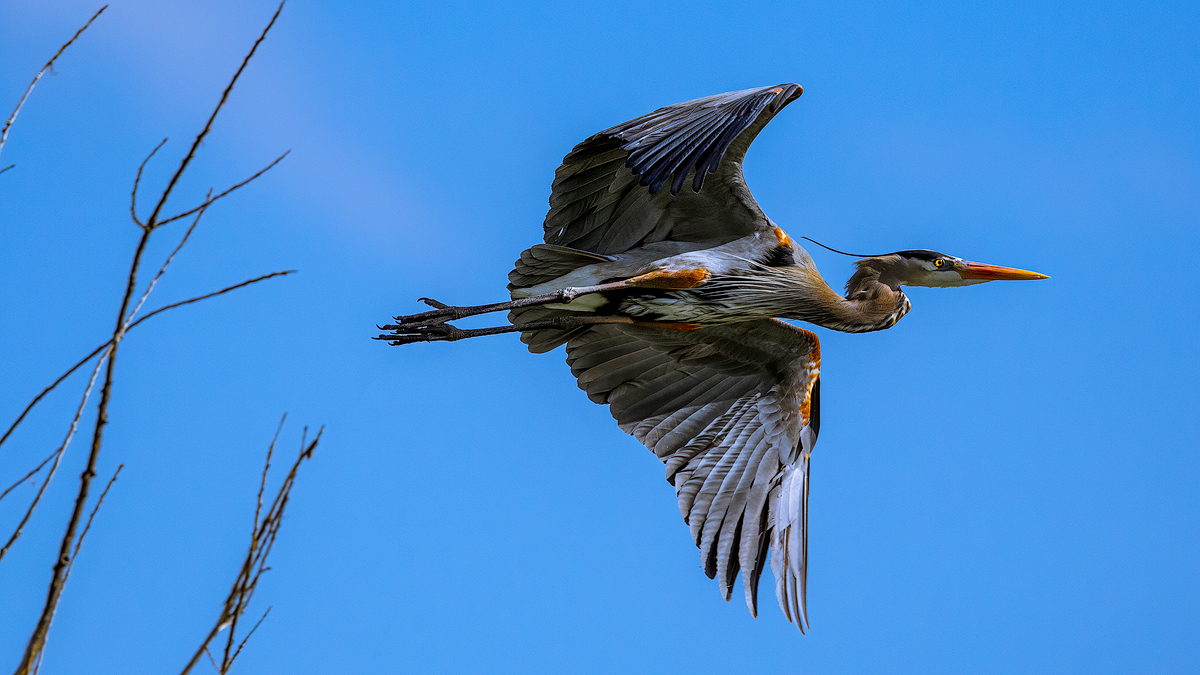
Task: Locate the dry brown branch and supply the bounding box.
[0,6,106,171]
[154,151,290,228]
[140,0,286,231]
[0,346,110,565]
[12,3,290,671]
[0,270,292,461]
[129,138,167,228]
[180,422,322,675]
[0,450,57,504]
[62,464,123,583]
[14,212,153,675]
[253,417,286,539]
[126,191,213,326]
[0,269,293,463]
[129,271,296,331]
[226,607,271,670]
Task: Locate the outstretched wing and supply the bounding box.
[564,319,821,631]
[544,83,803,255]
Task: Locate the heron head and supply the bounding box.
[866,249,1049,288]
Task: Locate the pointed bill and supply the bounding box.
[956,260,1049,281]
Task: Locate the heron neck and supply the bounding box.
[781,268,911,334]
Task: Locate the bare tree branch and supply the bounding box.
[129,138,167,228]
[62,464,123,582]
[142,0,287,230]
[0,450,57,504]
[155,151,290,228]
[226,607,271,671]
[180,423,322,675]
[0,346,109,565]
[12,3,290,671]
[125,190,213,326]
[253,416,286,537]
[0,269,294,458]
[129,271,297,333]
[0,6,106,172]
[0,342,102,457]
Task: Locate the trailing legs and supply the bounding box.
[377,267,712,345]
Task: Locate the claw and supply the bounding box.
[419,297,450,309]
[375,322,469,345]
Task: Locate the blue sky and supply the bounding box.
[1,0,1198,672]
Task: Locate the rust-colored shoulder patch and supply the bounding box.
[773,226,793,248]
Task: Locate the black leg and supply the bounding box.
[380,280,632,332]
[375,315,634,345]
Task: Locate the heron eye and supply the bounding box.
[933,259,944,268]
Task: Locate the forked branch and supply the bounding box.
[140,1,287,230]
[180,420,323,675]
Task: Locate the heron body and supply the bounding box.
[510,235,915,333]
[381,83,1046,632]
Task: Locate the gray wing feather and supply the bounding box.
[562,319,821,628]
[544,83,803,255]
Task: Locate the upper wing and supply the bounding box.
[544,84,803,255]
[564,319,821,631]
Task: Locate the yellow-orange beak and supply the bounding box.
[956,260,1049,281]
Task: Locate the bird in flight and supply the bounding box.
[378,83,1046,632]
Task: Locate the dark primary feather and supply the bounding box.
[543,83,803,255]
[620,85,799,195]
[563,319,820,622]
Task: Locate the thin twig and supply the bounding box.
[226,607,271,671]
[220,424,282,668]
[0,449,57,504]
[0,270,294,457]
[143,0,287,230]
[129,270,296,332]
[0,345,110,564]
[155,151,290,228]
[14,217,151,663]
[63,464,123,582]
[255,415,286,534]
[130,138,167,228]
[0,6,106,170]
[0,345,104,454]
[180,424,322,675]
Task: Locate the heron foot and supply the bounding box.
[373,322,478,345]
[382,297,498,331]
[376,314,643,346]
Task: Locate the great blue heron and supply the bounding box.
[379,83,1046,632]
